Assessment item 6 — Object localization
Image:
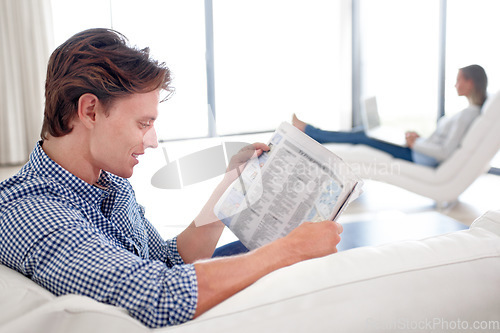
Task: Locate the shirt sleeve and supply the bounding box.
[137,204,186,267]
[412,107,479,162]
[0,198,198,328]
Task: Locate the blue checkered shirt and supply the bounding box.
[0,142,198,328]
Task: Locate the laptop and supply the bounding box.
[360,96,406,146]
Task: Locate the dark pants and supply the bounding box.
[212,241,249,257]
[305,125,413,162]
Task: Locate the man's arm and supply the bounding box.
[177,142,270,263]
[176,220,225,263]
[193,220,343,317]
[175,175,230,262]
[176,141,343,317]
[2,198,199,328]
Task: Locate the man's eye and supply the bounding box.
[140,122,150,128]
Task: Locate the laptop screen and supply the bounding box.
[361,96,380,130]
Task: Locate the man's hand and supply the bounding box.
[405,131,420,148]
[225,142,270,182]
[272,220,343,266]
[286,220,343,257]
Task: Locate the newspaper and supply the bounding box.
[214,122,363,250]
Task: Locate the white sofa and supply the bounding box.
[1,210,500,333]
[323,91,500,205]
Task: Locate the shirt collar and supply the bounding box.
[29,141,112,206]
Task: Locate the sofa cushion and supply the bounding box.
[0,264,54,325]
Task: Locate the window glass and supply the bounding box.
[359,0,440,136]
[111,0,208,140]
[51,0,208,140]
[51,0,111,45]
[213,0,351,135]
[446,0,500,169]
[445,0,500,115]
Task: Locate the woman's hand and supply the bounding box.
[405,131,420,148]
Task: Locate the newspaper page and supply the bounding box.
[214,122,363,250]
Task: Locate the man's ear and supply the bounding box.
[77,93,99,129]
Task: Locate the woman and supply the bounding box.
[293,65,488,167]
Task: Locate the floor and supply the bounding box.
[2,132,500,249]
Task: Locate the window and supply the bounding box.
[51,0,350,140]
[358,0,440,137]
[446,0,500,170]
[212,0,351,135]
[51,0,208,140]
[50,0,112,44]
[445,0,500,115]
[110,0,208,140]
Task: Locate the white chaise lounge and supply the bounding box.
[324,90,500,205]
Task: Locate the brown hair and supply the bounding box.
[460,64,488,107]
[41,28,173,140]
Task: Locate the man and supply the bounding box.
[0,28,342,328]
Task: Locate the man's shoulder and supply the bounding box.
[1,177,83,219]
[2,192,84,226]
[0,164,37,203]
[0,166,81,216]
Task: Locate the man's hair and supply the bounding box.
[41,28,173,140]
[460,64,488,107]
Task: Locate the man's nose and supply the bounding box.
[144,126,158,149]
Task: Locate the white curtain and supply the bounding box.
[0,0,53,165]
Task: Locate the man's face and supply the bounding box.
[90,90,160,178]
